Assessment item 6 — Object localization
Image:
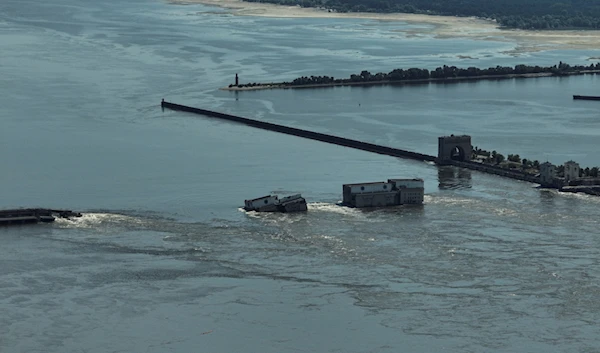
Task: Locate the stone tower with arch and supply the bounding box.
[437,135,473,164]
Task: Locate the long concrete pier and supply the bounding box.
[573,95,600,101]
[161,100,436,162]
[161,100,541,185]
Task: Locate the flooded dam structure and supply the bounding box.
[342,178,425,208]
[161,100,541,185]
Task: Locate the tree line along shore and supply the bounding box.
[472,147,600,179]
[243,0,600,29]
[224,62,600,91]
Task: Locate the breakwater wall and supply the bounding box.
[161,100,543,185]
[573,95,600,101]
[161,100,436,162]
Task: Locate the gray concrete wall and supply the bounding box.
[399,188,424,204]
[355,192,397,208]
[280,199,308,212]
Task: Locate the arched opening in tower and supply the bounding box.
[450,146,465,161]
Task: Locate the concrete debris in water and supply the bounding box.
[0,208,82,226]
[244,194,308,213]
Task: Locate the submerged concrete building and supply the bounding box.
[564,160,581,183]
[342,178,424,208]
[244,194,307,213]
[538,160,600,195]
[539,160,584,188]
[539,162,558,187]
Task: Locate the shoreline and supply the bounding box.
[170,0,494,26]
[220,71,600,91]
[170,0,600,50]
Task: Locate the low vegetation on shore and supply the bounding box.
[472,146,600,178]
[243,0,600,29]
[227,61,600,89]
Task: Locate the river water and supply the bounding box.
[2,0,600,352]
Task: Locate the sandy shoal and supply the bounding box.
[170,0,600,51]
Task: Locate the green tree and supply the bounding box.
[495,153,505,164]
[507,154,521,163]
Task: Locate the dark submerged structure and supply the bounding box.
[573,95,600,101]
[243,194,308,213]
[0,209,82,226]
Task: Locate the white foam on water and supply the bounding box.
[240,203,366,218]
[314,234,343,243]
[238,208,304,229]
[423,194,477,206]
[54,213,144,229]
[493,207,517,217]
[307,202,363,216]
[238,207,261,219]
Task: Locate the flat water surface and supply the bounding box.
[1,0,600,352]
